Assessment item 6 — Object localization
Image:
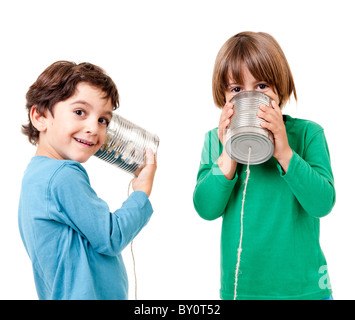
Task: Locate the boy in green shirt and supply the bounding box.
[193,32,335,300]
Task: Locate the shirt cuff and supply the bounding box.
[129,190,152,209]
[277,149,299,179]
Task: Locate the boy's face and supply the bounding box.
[224,64,280,106]
[36,82,113,163]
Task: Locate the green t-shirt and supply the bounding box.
[193,115,335,300]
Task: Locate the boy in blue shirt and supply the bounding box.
[18,61,157,299]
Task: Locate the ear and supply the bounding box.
[30,105,49,132]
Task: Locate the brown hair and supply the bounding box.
[22,61,119,145]
[212,31,297,108]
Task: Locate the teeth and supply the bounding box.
[75,138,94,146]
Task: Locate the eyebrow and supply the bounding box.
[105,111,113,119]
[227,80,268,87]
[71,100,92,108]
[226,82,242,89]
[71,100,113,118]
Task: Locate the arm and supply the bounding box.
[278,129,336,218]
[49,163,153,256]
[258,101,335,217]
[193,130,239,220]
[217,101,238,179]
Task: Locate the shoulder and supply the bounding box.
[49,160,89,189]
[23,156,86,184]
[24,157,89,190]
[206,127,219,136]
[285,115,324,139]
[202,127,219,145]
[20,157,91,214]
[46,160,97,208]
[53,160,88,179]
[199,127,222,163]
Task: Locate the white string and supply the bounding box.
[130,240,137,300]
[234,146,252,300]
[127,178,138,300]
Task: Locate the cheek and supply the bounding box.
[272,95,280,105]
[267,89,280,106]
[225,91,235,103]
[98,128,107,145]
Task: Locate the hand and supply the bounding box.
[258,100,293,172]
[132,148,157,197]
[217,101,237,179]
[218,101,234,145]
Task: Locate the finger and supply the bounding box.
[218,122,227,141]
[225,101,234,108]
[259,103,269,111]
[225,108,234,121]
[219,102,235,142]
[259,112,283,134]
[145,148,156,165]
[137,149,157,178]
[259,119,278,134]
[258,104,280,121]
[219,117,232,133]
[258,108,273,122]
[219,117,231,134]
[220,104,234,124]
[224,101,234,112]
[260,119,271,129]
[218,118,231,143]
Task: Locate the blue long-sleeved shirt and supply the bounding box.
[18,156,153,300]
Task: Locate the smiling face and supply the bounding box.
[34,82,113,163]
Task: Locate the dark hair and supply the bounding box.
[22,61,119,145]
[212,31,297,108]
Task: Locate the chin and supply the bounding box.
[77,156,92,163]
[67,154,92,163]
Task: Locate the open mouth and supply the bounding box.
[74,138,95,147]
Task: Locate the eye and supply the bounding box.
[257,83,268,90]
[98,118,109,126]
[231,87,242,93]
[75,109,85,117]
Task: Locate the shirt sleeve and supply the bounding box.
[193,130,239,220]
[48,163,153,256]
[277,128,336,218]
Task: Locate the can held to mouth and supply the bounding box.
[225,91,274,165]
[94,113,159,175]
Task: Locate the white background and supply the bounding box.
[0,0,354,300]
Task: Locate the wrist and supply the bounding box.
[277,148,293,173]
[217,150,237,180]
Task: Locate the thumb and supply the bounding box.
[145,148,156,165]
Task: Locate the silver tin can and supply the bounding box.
[225,91,274,165]
[94,113,159,175]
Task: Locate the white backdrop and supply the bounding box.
[1,0,354,300]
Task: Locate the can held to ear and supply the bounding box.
[94,113,159,175]
[225,91,274,165]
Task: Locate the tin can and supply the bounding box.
[94,113,159,175]
[225,91,274,165]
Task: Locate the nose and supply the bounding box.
[84,118,99,135]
